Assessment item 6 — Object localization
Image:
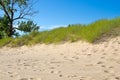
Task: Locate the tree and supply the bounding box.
[0,0,37,37]
[18,20,39,33]
[0,15,9,38]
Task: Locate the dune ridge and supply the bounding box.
[0,35,120,80]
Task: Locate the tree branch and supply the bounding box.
[13,4,36,21]
[0,1,11,21]
[11,0,15,20]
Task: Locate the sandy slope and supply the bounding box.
[0,36,120,80]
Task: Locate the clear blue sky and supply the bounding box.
[32,0,120,30]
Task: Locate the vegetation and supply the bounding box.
[0,0,39,38]
[0,17,120,47]
[18,21,39,33]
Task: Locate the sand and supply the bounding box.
[0,36,120,80]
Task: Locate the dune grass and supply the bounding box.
[0,17,120,47]
[0,38,12,47]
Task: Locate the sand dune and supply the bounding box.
[0,36,120,80]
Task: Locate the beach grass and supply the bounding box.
[0,17,120,47]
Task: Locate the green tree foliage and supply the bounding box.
[0,0,38,38]
[0,15,9,39]
[18,21,39,33]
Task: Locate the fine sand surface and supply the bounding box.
[0,36,120,80]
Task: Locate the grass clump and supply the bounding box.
[9,31,40,47]
[0,38,12,47]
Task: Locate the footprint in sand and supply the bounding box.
[49,66,55,69]
[103,53,107,55]
[115,76,120,80]
[114,49,118,51]
[8,71,13,74]
[109,66,114,69]
[79,76,86,80]
[67,74,77,78]
[113,53,118,55]
[97,61,104,64]
[72,56,79,60]
[50,70,61,74]
[101,65,106,68]
[59,74,63,77]
[60,53,64,56]
[101,56,105,59]
[19,78,28,80]
[86,54,92,56]
[7,71,19,78]
[92,50,97,53]
[104,70,109,73]
[50,71,54,74]
[18,77,41,80]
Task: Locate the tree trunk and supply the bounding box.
[8,21,14,37]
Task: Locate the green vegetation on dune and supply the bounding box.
[0,18,120,47]
[0,38,12,47]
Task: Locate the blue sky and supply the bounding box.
[32,0,120,30]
